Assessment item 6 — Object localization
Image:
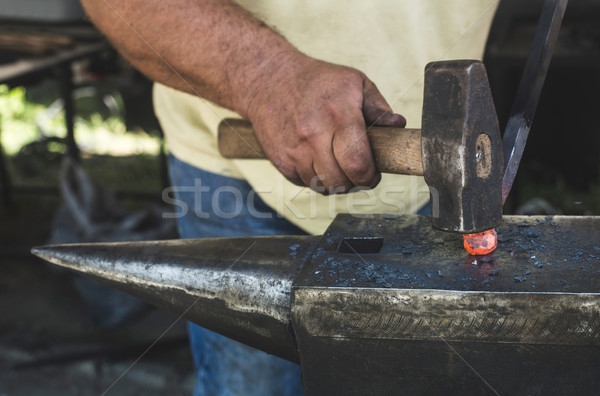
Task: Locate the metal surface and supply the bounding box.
[294,214,600,342]
[421,60,503,233]
[293,214,600,394]
[32,215,600,394]
[33,235,320,363]
[501,0,568,203]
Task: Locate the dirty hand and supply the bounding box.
[241,52,406,194]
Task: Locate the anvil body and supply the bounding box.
[34,215,600,395]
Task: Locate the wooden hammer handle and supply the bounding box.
[218,118,423,176]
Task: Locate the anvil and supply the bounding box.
[33,214,600,395]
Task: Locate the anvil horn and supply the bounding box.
[32,236,319,363]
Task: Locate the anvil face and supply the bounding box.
[292,214,600,395]
[296,214,600,292]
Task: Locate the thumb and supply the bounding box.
[362,78,406,127]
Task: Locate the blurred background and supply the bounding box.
[0,1,192,395]
[0,0,599,395]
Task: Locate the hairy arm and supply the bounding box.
[82,0,406,192]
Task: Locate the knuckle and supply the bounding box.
[340,157,366,176]
[295,120,320,143]
[322,102,346,123]
[287,145,311,166]
[339,156,375,186]
[283,170,303,186]
[295,124,311,141]
[320,175,347,192]
[327,180,353,194]
[272,157,299,183]
[295,122,330,152]
[337,67,364,84]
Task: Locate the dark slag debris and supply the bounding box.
[402,243,414,255]
[524,228,542,238]
[511,248,529,259]
[514,276,527,283]
[289,244,299,259]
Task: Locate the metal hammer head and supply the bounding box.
[421,60,503,233]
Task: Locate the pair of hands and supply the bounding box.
[240,52,406,194]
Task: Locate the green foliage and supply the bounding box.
[0,85,25,117]
[0,85,45,153]
[0,84,159,156]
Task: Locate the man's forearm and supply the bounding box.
[81,0,300,117]
[84,0,407,193]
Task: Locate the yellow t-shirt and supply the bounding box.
[153,0,499,235]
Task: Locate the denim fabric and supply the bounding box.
[168,154,305,396]
[416,201,431,215]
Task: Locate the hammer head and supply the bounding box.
[421,60,503,233]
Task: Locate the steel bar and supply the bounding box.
[501,0,568,203]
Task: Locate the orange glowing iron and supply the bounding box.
[463,229,498,255]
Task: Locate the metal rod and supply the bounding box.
[57,64,79,161]
[501,0,568,203]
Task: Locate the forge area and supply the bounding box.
[2,0,600,394]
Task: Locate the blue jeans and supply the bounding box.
[168,154,305,396]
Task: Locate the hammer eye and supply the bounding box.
[475,133,493,179]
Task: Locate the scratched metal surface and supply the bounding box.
[292,214,600,395]
[33,235,320,363]
[295,214,600,292]
[292,215,600,345]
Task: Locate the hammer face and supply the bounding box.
[421,60,503,233]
